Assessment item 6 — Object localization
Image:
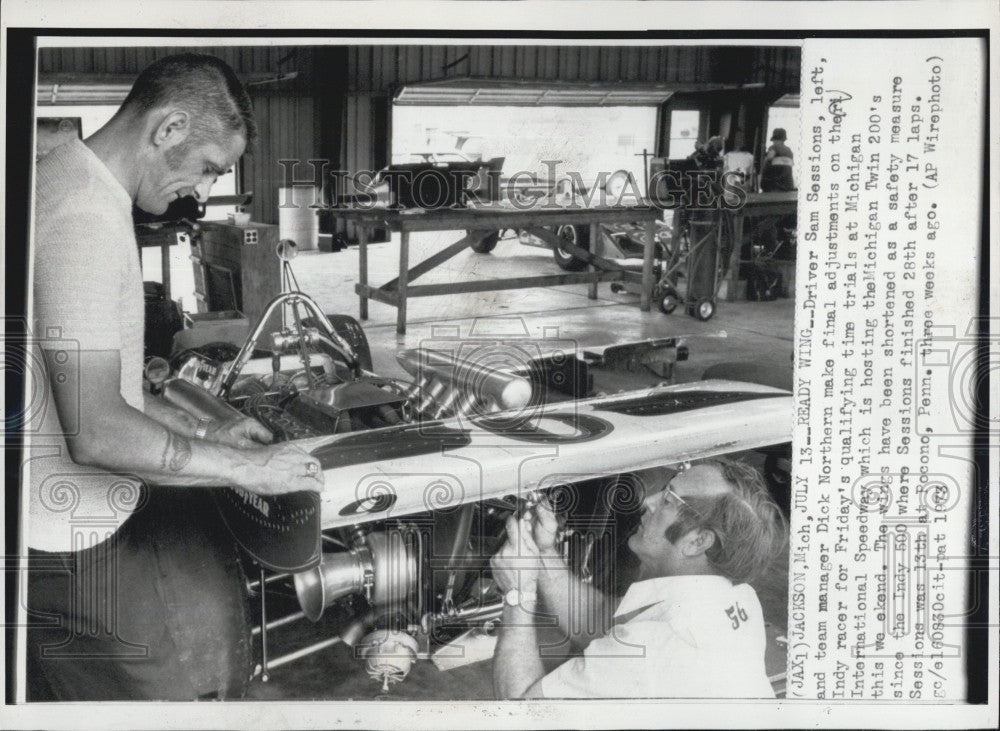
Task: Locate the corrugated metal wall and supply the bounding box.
[38,46,292,75]
[249,92,320,224]
[344,45,799,92]
[38,43,799,95]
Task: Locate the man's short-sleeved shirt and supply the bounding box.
[539,575,775,698]
[761,142,795,192]
[27,138,145,552]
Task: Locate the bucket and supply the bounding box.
[278,186,320,251]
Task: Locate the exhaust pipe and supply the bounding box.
[293,530,418,622]
[396,348,532,413]
[162,377,245,422]
[293,547,367,621]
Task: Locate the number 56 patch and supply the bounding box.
[726,602,749,630]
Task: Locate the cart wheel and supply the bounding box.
[469,230,500,253]
[694,298,715,321]
[658,287,680,315]
[552,224,590,271]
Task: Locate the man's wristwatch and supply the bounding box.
[504,588,538,607]
[194,417,215,439]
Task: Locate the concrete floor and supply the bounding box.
[289,231,795,384]
[235,232,795,701]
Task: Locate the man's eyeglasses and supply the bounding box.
[661,485,690,508]
[661,484,719,548]
[661,484,712,526]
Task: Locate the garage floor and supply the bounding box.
[289,230,795,381]
[233,231,795,701]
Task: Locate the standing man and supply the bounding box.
[754,127,797,291]
[760,127,795,192]
[25,54,323,700]
[491,459,786,699]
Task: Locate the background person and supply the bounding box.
[687,134,725,170]
[752,127,797,297]
[760,127,795,192]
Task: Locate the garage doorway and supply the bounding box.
[391,104,659,198]
[765,95,800,173]
[664,109,701,160]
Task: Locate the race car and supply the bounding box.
[153,243,792,689]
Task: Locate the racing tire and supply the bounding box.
[552,224,590,271]
[323,313,374,371]
[469,230,500,254]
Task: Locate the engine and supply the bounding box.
[157,283,582,689]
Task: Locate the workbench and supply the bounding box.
[721,190,797,302]
[331,206,662,334]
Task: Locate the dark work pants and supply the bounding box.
[27,488,253,701]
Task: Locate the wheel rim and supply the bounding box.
[699,301,713,318]
[557,225,577,256]
[659,288,678,313]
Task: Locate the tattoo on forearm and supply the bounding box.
[160,431,192,472]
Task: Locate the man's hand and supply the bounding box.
[490,513,542,594]
[492,511,548,700]
[232,442,325,496]
[142,392,274,449]
[524,499,614,652]
[204,416,273,449]
[530,499,563,557]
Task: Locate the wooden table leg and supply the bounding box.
[161,242,171,300]
[640,218,656,311]
[588,222,601,299]
[358,225,369,320]
[396,230,409,335]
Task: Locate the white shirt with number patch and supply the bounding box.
[540,574,774,698]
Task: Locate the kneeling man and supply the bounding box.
[491,459,786,699]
